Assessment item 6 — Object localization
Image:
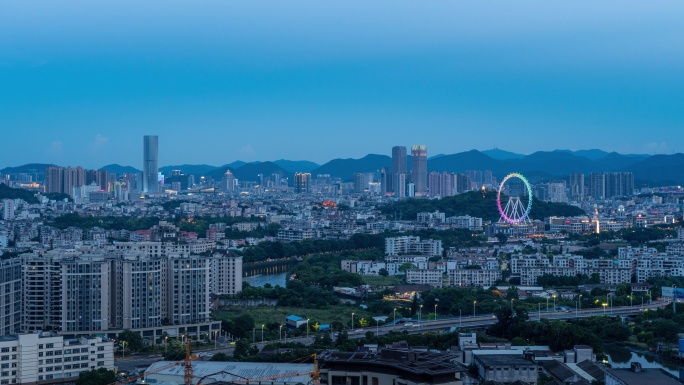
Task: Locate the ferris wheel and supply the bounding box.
[497,173,533,224]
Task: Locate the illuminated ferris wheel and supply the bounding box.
[497,173,533,224]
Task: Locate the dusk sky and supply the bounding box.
[1,1,683,169]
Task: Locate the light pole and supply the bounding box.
[261,325,265,342]
[393,308,397,326]
[375,318,379,336]
[253,328,255,343]
[214,331,217,349]
[628,295,632,307]
[575,301,578,317]
[279,325,283,340]
[121,341,126,359]
[306,319,310,339]
[164,336,168,353]
[579,294,582,311]
[538,303,541,320]
[459,309,462,327]
[552,294,556,312]
[602,303,607,315]
[419,305,423,323]
[673,285,677,315]
[546,297,549,313]
[473,300,477,318]
[434,304,437,321]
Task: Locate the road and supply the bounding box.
[115,300,668,372]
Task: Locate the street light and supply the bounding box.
[546,297,549,313]
[419,304,423,323]
[538,303,541,321]
[473,300,477,318]
[628,295,632,307]
[393,308,397,326]
[352,313,355,331]
[552,294,556,312]
[575,301,578,317]
[279,325,283,340]
[164,336,168,353]
[434,304,438,320]
[459,309,462,327]
[579,294,582,310]
[307,319,310,339]
[121,341,127,359]
[261,325,265,342]
[602,303,607,315]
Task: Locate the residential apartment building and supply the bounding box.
[405,269,443,287]
[209,252,243,296]
[449,268,501,287]
[0,259,21,336]
[0,332,114,385]
[385,236,443,257]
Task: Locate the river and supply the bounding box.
[244,272,288,288]
[604,344,683,378]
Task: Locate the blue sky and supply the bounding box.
[1,1,683,168]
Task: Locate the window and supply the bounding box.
[97,361,104,366]
[0,349,7,354]
[97,354,104,359]
[45,344,54,349]
[97,346,104,351]
[80,348,88,353]
[80,363,88,368]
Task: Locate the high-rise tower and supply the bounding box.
[391,146,407,195]
[143,135,159,193]
[411,145,427,196]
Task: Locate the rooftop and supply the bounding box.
[476,354,538,367]
[606,367,681,385]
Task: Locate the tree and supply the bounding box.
[118,330,143,352]
[398,262,417,273]
[378,268,389,277]
[76,368,116,385]
[210,352,231,361]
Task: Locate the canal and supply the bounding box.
[604,344,683,377]
[243,260,296,287]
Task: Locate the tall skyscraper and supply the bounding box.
[391,146,407,194]
[411,145,427,196]
[589,173,606,200]
[143,135,159,193]
[294,172,311,194]
[569,173,585,201]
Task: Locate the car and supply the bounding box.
[404,323,414,326]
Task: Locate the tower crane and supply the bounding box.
[108,338,198,385]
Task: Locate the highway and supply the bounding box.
[115,300,668,373]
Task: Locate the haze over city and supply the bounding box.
[3,3,684,385]
[2,1,684,168]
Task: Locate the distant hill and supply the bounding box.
[429,150,500,172]
[482,149,525,160]
[273,160,320,173]
[222,161,247,169]
[624,154,684,185]
[100,164,141,174]
[0,184,39,204]
[428,154,446,160]
[312,154,391,180]
[160,164,217,176]
[0,163,55,174]
[379,190,585,222]
[566,149,610,161]
[205,161,292,183]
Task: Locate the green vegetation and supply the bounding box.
[361,275,403,286]
[76,368,116,385]
[44,192,72,202]
[118,329,144,352]
[241,234,384,264]
[0,184,38,204]
[50,213,161,231]
[379,190,585,222]
[536,273,600,287]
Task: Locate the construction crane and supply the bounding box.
[196,353,320,385]
[108,338,198,385]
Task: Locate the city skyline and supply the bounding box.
[1,1,683,167]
